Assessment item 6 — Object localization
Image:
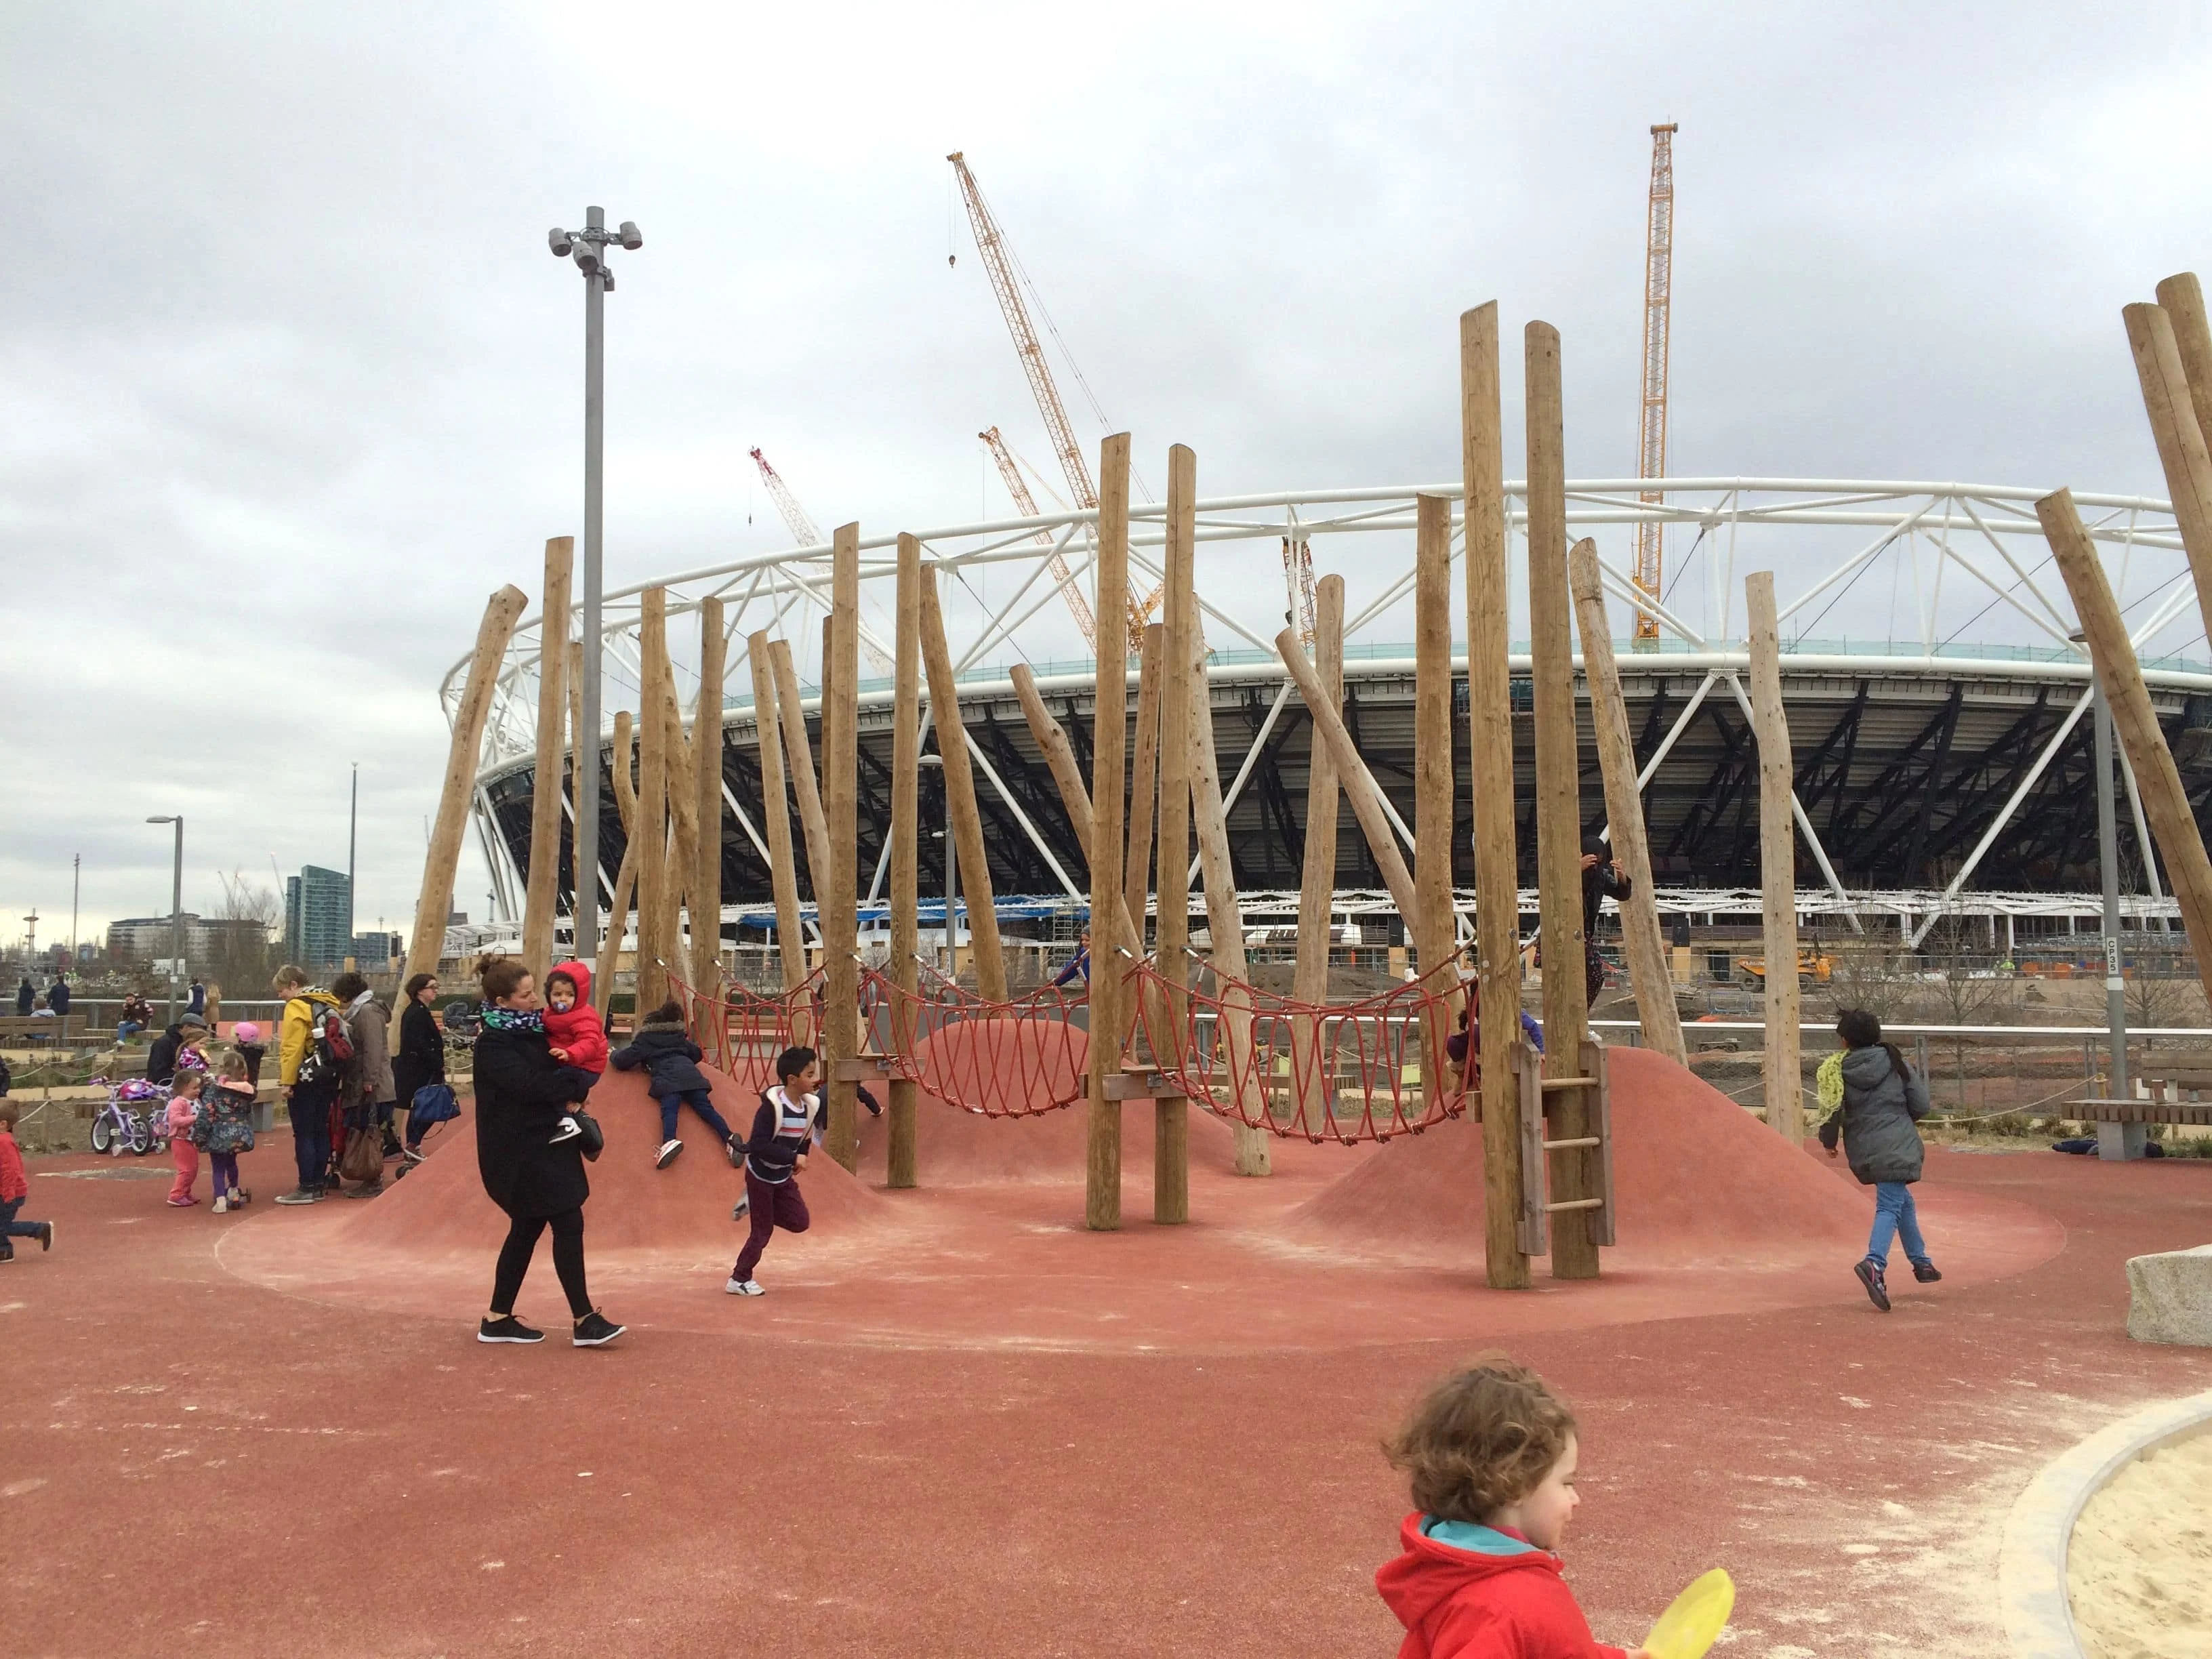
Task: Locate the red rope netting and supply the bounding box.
[1124,956,1473,1143]
[667,968,823,1089]
[861,957,1095,1118]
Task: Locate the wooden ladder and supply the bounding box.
[1512,1036,1616,1256]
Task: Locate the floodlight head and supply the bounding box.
[146,815,175,824]
[572,243,602,276]
[617,220,642,251]
[548,228,573,258]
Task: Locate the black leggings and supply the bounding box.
[490,1207,592,1319]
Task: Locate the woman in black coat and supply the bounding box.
[470,958,624,1348]
[392,972,446,1162]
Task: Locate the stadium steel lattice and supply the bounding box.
[444,478,2212,948]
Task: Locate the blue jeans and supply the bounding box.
[0,1196,43,1257]
[659,1088,733,1145]
[1867,1182,1929,1270]
[291,1080,337,1190]
[118,1020,144,1041]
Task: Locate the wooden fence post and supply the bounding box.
[1567,539,1687,1064]
[823,525,861,1171]
[918,567,1008,1002]
[888,533,923,1188]
[406,584,529,988]
[522,537,573,980]
[1746,571,1803,1143]
[1086,433,1133,1231]
[1292,575,1345,1136]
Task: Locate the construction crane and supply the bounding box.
[947,151,1154,653]
[1631,123,1678,647]
[979,426,1098,650]
[747,446,895,676]
[1282,534,1317,648]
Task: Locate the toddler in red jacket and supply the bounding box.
[1377,1359,1650,1659]
[541,960,609,1147]
[0,1102,54,1262]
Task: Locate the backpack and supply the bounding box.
[293,1000,355,1087]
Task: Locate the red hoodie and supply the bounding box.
[1376,1515,1631,1659]
[542,960,609,1074]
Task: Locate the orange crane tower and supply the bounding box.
[979,426,1099,650]
[1632,123,1678,647]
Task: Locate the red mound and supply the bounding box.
[856,1015,1240,1187]
[322,1060,888,1258]
[1286,1046,1869,1266]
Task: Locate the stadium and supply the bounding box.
[448,477,2209,951]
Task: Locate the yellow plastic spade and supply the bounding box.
[1643,1568,1734,1659]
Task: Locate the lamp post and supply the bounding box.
[2072,629,2139,1159]
[146,815,183,1025]
[918,754,955,972]
[546,207,643,964]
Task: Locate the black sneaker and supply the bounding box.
[274,1187,322,1206]
[36,1221,52,1252]
[381,1132,403,1160]
[724,1137,742,1168]
[1853,1258,1891,1312]
[572,1310,626,1347]
[1912,1261,1943,1284]
[478,1315,544,1344]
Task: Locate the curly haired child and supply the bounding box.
[1377,1357,1650,1658]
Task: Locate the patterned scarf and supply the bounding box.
[480,1005,544,1035]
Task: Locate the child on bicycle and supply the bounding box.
[165,1070,205,1207]
[0,1101,53,1261]
[198,1050,258,1214]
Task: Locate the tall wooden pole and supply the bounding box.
[1126,622,1164,945]
[2154,275,2212,451]
[1274,633,1418,922]
[407,584,529,987]
[1526,320,1597,1280]
[634,588,670,1012]
[694,598,727,982]
[1291,575,1345,1135]
[1086,433,1132,1231]
[888,535,923,1188]
[521,537,574,980]
[1462,304,1527,1290]
[1413,495,1456,1108]
[918,567,1008,1002]
[747,636,808,989]
[823,525,861,1171]
[2125,297,2212,636]
[591,709,637,1017]
[768,638,835,918]
[657,677,699,990]
[2042,488,2212,987]
[1010,665,1141,951]
[1154,444,1200,1218]
[1745,571,1802,1143]
[1567,539,1686,1064]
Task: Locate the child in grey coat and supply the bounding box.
[1819,1007,1940,1311]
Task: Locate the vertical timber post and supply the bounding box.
[1568,539,1686,1063]
[1746,571,1803,1143]
[888,535,923,1188]
[695,598,727,983]
[1086,433,1132,1231]
[1126,623,1165,949]
[1292,576,1345,1136]
[1413,495,1456,1107]
[823,525,861,1171]
[521,537,574,980]
[747,634,810,994]
[1462,304,1528,1290]
[591,708,637,1019]
[918,569,1008,1002]
[769,638,836,943]
[1525,320,1598,1280]
[2124,295,2212,636]
[1155,445,1200,1218]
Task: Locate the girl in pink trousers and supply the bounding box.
[165,1071,204,1206]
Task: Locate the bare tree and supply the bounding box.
[208,869,281,1000]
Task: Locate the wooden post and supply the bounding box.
[747,634,809,991]
[1086,433,1133,1231]
[2041,488,2212,989]
[768,638,836,913]
[1567,539,1687,1065]
[1525,320,1597,1279]
[658,677,699,990]
[918,566,1008,1002]
[521,537,573,980]
[1413,495,1456,1111]
[634,588,670,1012]
[888,534,923,1188]
[695,597,727,983]
[1273,631,1419,922]
[1745,571,1802,1144]
[1126,623,1164,947]
[405,583,529,987]
[1291,575,1345,1135]
[591,710,638,1017]
[2125,297,2212,636]
[1153,443,1198,1220]
[1011,665,1143,952]
[1463,304,1528,1290]
[2155,275,2212,447]
[823,525,861,1171]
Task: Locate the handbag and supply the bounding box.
[573,1109,605,1162]
[409,1082,459,1128]
[338,1117,384,1183]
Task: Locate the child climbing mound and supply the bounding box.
[1818,1007,1940,1312]
[1377,1358,1651,1659]
[611,999,739,1170]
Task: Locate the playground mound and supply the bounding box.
[1284,1046,1870,1267]
[320,1059,890,1259]
[855,1015,1242,1187]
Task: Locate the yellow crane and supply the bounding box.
[1632,123,1678,647]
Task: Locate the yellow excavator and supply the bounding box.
[1738,948,1834,985]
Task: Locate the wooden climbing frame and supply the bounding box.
[1513,1036,1617,1256]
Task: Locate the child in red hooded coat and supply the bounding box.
[541,960,609,1146]
[1376,1358,1652,1659]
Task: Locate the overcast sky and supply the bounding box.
[6,1,2211,952]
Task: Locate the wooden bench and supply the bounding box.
[0,1015,89,1046]
[2076,1052,2212,1127]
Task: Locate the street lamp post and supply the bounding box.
[147,815,183,1025]
[2072,628,2141,1160]
[547,207,643,964]
[917,755,955,974]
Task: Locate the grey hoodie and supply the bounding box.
[1818,1044,1931,1185]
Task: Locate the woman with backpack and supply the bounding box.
[470,956,623,1348]
[1819,1008,1942,1311]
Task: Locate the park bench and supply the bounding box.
[0,1015,89,1047]
[2077,1051,2212,1126]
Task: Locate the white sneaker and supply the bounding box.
[656,1139,683,1169]
[724,1277,764,1296]
[550,1116,582,1145]
[211,1196,228,1214]
[731,1194,750,1220]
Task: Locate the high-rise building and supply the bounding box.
[283,867,352,968]
[350,930,403,966]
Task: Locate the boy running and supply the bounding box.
[725,1046,821,1297]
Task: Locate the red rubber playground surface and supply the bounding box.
[5,1049,2207,1656]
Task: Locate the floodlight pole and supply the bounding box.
[2091,676,2141,1158]
[148,815,183,1025]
